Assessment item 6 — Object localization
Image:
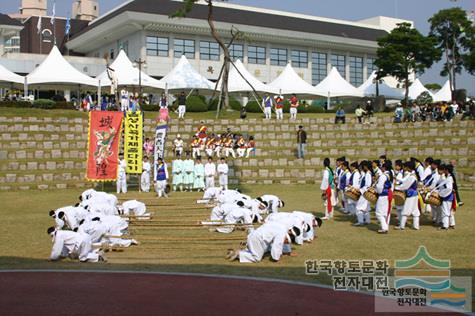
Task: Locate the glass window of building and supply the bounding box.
[146,36,168,57]
[311,52,327,85]
[200,41,220,61]
[367,57,378,75]
[248,45,266,64]
[270,48,287,66]
[291,50,308,68]
[349,56,364,86]
[174,38,195,59]
[331,54,346,77]
[229,44,243,61]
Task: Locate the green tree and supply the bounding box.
[429,7,475,101]
[375,23,439,104]
[425,83,442,91]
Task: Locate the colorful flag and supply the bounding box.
[36,15,42,34]
[65,17,71,35]
[124,111,143,174]
[153,123,168,180]
[86,111,123,181]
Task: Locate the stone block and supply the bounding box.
[16,150,26,159]
[0,150,7,160]
[27,162,38,170]
[43,174,54,181]
[38,184,49,190]
[5,174,16,183]
[46,161,57,170]
[52,149,62,158]
[56,184,68,189]
[24,174,35,182]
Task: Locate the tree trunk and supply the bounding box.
[206,0,230,111]
[404,76,409,105]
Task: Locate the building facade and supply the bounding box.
[0,14,23,56]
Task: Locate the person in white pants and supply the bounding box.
[48,227,105,262]
[217,158,229,190]
[395,161,420,230]
[262,94,273,120]
[204,157,216,189]
[274,95,284,120]
[394,160,405,225]
[289,94,299,120]
[141,156,151,192]
[177,91,187,119]
[155,158,169,198]
[120,200,148,217]
[375,161,393,234]
[436,164,456,230]
[116,155,127,194]
[354,161,372,226]
[346,162,361,216]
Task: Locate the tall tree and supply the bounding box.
[172,0,233,113]
[375,22,439,104]
[429,7,475,101]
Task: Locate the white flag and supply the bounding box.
[36,16,42,34]
[50,2,56,25]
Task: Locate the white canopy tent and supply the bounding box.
[0,63,24,86]
[268,63,322,96]
[158,55,215,91]
[408,78,433,100]
[432,80,452,102]
[314,67,364,98]
[358,71,404,99]
[26,46,98,87]
[218,59,278,94]
[96,50,164,89]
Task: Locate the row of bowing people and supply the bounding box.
[322,156,458,234]
[46,189,150,262]
[199,187,323,263]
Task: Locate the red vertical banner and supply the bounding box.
[86,111,123,181]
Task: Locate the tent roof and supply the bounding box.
[158,55,215,91]
[358,71,404,99]
[0,63,24,85]
[408,78,432,100]
[218,59,277,94]
[433,80,452,102]
[26,46,98,87]
[314,67,363,97]
[97,50,164,89]
[268,63,322,96]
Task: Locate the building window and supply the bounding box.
[291,50,308,68]
[270,48,287,66]
[200,41,220,61]
[146,36,168,57]
[311,52,327,85]
[4,35,20,53]
[229,44,243,61]
[349,56,364,86]
[331,54,346,77]
[118,40,129,55]
[110,49,114,60]
[367,57,378,75]
[174,38,195,59]
[41,29,52,43]
[248,45,266,64]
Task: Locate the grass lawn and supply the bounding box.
[0,184,473,292]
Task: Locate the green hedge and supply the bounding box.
[141,103,159,112]
[53,101,75,110]
[245,100,262,113]
[0,101,31,108]
[186,96,208,112]
[208,97,242,111]
[32,99,55,109]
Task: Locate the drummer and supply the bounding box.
[435,164,456,230]
[346,161,360,216]
[423,159,441,222]
[354,161,372,226]
[338,161,351,214]
[375,161,393,234]
[394,160,405,225]
[395,161,420,231]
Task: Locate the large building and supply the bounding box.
[1,0,413,90]
[0,13,23,55]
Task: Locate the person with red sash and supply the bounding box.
[375,161,394,234]
[274,95,284,120]
[289,94,299,120]
[320,158,337,220]
[195,121,208,141]
[191,136,201,159]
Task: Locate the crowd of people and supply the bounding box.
[393,101,472,123]
[319,155,462,234]
[47,189,149,262]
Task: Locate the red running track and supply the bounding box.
[0,271,455,316]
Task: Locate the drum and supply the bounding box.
[363,187,378,204]
[321,192,327,201]
[345,186,361,201]
[165,184,171,194]
[425,191,442,206]
[393,190,406,206]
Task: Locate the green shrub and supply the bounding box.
[229,97,242,111]
[186,96,208,112]
[0,101,31,108]
[141,103,159,112]
[32,99,55,109]
[53,101,75,110]
[208,98,218,111]
[301,105,326,113]
[245,100,263,113]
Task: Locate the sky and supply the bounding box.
[1,0,475,93]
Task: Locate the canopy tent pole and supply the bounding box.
[23,77,28,101]
[98,80,102,108]
[327,92,331,111]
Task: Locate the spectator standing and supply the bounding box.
[355,105,366,124]
[335,107,346,124]
[177,91,187,119]
[296,125,307,159]
[365,100,374,118]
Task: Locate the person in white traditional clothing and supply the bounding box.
[345,161,361,216]
[119,200,149,217]
[338,161,351,214]
[216,206,260,234]
[395,161,420,230]
[209,201,245,222]
[120,90,129,112]
[422,157,433,183]
[217,158,229,190]
[173,135,184,157]
[423,159,441,220]
[155,158,169,198]
[80,189,96,201]
[50,206,89,231]
[47,227,105,262]
[193,158,205,191]
[80,190,118,209]
[201,187,222,203]
[321,158,337,220]
[374,161,394,234]
[354,161,372,226]
[394,160,405,225]
[435,164,456,230]
[77,218,109,245]
[226,222,298,263]
[177,91,187,119]
[246,198,269,216]
[141,156,151,192]
[262,93,273,120]
[182,153,195,192]
[87,215,138,248]
[265,212,306,245]
[411,157,425,182]
[292,211,323,242]
[116,154,127,194]
[258,195,284,214]
[172,157,184,192]
[204,157,216,189]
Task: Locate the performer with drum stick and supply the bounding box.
[344,161,361,217]
[374,161,394,234]
[395,161,420,231]
[393,160,406,226]
[434,164,457,230]
[353,161,372,226]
